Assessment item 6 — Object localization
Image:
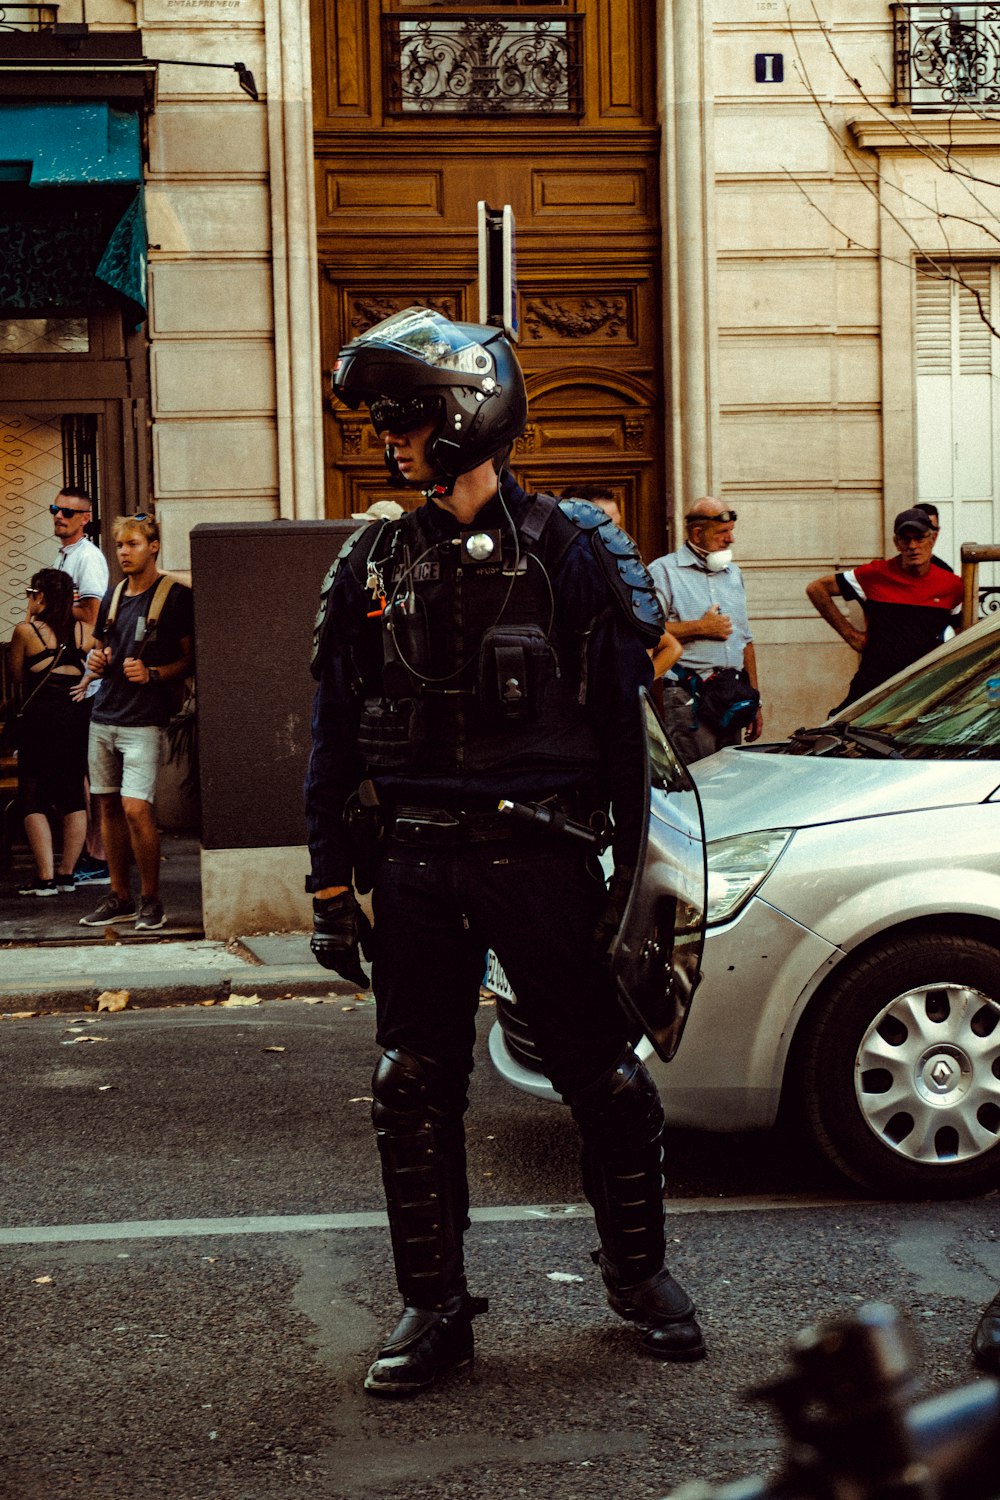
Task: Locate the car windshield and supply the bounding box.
[828,621,1000,759]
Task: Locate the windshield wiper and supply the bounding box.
[791,721,902,758]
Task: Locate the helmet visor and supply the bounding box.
[355,307,494,378]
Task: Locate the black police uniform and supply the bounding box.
[306,466,706,1392]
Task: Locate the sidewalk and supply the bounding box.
[0,931,365,1013]
[0,834,363,1013]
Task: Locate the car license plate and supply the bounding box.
[484,949,515,1001]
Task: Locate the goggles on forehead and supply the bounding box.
[688,509,738,525]
[368,394,438,435]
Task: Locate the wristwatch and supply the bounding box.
[147,667,161,684]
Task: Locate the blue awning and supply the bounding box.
[0,101,142,186]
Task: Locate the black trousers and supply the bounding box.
[370,834,630,1100]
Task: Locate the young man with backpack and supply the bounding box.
[79,514,193,931]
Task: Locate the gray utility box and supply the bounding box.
[190,519,356,935]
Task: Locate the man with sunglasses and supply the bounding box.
[648,498,763,761]
[52,487,112,884]
[307,307,706,1398]
[52,488,108,631]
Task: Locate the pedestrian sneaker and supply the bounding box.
[55,873,77,894]
[73,856,111,886]
[79,893,136,927]
[134,897,166,932]
[19,878,59,897]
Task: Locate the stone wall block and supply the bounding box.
[151,341,276,415]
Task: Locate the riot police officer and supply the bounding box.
[306,307,706,1396]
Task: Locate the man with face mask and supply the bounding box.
[647,498,763,762]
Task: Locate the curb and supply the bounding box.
[0,968,366,1015]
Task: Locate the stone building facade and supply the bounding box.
[4,0,999,739]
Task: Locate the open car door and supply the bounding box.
[610,687,708,1062]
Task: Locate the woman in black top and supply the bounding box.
[9,569,92,896]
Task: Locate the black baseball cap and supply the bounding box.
[893,508,933,536]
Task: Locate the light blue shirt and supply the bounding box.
[647,543,752,677]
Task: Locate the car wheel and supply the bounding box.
[799,934,1000,1198]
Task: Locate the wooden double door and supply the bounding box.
[311,0,667,562]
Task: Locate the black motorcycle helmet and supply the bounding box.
[331,306,528,489]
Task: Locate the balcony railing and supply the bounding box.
[0,3,58,30]
[893,3,1000,110]
[382,12,583,117]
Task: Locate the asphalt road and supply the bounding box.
[2,997,999,1500]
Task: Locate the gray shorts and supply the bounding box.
[88,722,164,804]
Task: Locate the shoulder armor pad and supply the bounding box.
[310,521,381,679]
[558,498,607,533]
[558,501,665,645]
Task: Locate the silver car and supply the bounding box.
[488,614,1000,1198]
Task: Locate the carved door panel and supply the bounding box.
[313,0,667,562]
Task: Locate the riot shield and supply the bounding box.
[610,688,708,1062]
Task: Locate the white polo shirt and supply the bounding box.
[56,534,109,603]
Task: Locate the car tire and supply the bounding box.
[798,934,1000,1198]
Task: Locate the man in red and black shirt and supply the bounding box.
[806,508,964,713]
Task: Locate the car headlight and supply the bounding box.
[706,830,793,925]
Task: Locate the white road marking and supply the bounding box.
[0,1196,854,1248]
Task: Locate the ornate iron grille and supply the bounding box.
[893,4,1000,110]
[0,4,58,30]
[61,414,101,527]
[382,12,583,116]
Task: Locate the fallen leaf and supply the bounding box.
[220,994,261,1007]
[546,1272,584,1283]
[198,998,216,1007]
[302,997,324,1005]
[61,1035,109,1046]
[340,1005,356,1013]
[33,1276,53,1285]
[349,1095,374,1104]
[3,1011,37,1020]
[97,989,129,1013]
[97,1085,115,1092]
[262,1045,285,1053]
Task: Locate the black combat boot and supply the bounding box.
[364,1289,487,1395]
[571,1050,706,1362]
[364,1049,488,1397]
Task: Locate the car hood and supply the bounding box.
[691,749,1000,841]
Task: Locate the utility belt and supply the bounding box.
[387,805,526,847]
[346,782,603,890]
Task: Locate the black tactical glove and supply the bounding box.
[310,890,374,985]
[593,865,635,962]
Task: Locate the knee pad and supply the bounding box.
[568,1048,665,1150]
[371,1048,460,1132]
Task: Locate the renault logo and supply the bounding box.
[930,1058,956,1089]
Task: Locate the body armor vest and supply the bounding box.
[355,499,602,778]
